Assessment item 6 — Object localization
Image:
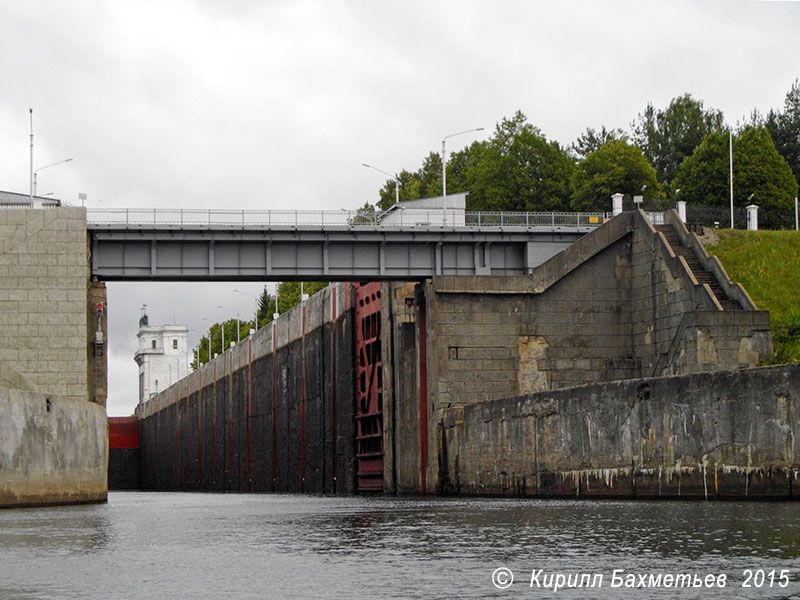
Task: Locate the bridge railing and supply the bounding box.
[86,208,609,228]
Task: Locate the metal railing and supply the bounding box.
[86,208,609,228]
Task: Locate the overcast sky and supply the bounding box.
[1,0,798,415]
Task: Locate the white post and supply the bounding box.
[795,197,798,231]
[611,193,623,216]
[677,200,687,223]
[729,129,734,228]
[29,109,34,203]
[746,204,758,231]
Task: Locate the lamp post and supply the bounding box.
[201,317,212,363]
[442,127,483,224]
[218,305,240,344]
[729,129,734,229]
[233,288,260,331]
[33,158,73,196]
[362,163,400,205]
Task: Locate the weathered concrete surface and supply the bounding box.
[0,388,108,507]
[439,364,800,499]
[399,210,772,493]
[0,207,106,404]
[136,283,356,494]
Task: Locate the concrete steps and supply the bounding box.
[655,224,741,310]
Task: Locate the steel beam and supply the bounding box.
[88,224,587,281]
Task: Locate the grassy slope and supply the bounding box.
[702,229,800,364]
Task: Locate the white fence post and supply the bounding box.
[746,204,759,231]
[677,200,687,223]
[611,193,623,216]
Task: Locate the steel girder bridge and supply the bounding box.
[87,208,606,281]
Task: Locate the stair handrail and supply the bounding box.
[664,210,758,310]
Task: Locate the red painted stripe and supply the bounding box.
[228,352,233,491]
[271,322,277,491]
[300,303,307,493]
[247,339,253,492]
[212,361,217,489]
[418,297,428,495]
[198,367,202,488]
[331,289,337,492]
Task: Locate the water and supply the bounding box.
[0,493,798,599]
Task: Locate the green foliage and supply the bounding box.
[377,153,443,210]
[374,111,573,212]
[570,140,663,211]
[570,126,628,159]
[276,281,328,313]
[765,79,800,187]
[349,201,377,225]
[191,282,328,369]
[632,94,725,190]
[672,127,798,227]
[468,111,575,212]
[192,317,253,369]
[704,229,800,364]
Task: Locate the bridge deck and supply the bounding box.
[87,209,605,281]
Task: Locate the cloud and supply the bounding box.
[1,0,798,414]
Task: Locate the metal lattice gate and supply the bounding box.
[353,282,384,492]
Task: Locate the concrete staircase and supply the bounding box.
[655,224,741,310]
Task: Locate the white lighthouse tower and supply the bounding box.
[134,306,189,404]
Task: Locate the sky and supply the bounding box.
[1,0,798,415]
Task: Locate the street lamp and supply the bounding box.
[362,163,400,205]
[33,158,73,196]
[233,288,260,331]
[442,127,483,224]
[218,305,240,344]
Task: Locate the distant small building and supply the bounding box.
[0,190,61,208]
[378,193,467,226]
[134,307,189,404]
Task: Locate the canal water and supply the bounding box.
[0,493,798,599]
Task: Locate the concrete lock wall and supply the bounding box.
[0,207,108,508]
[0,207,107,405]
[136,283,356,494]
[0,388,108,507]
[382,211,774,494]
[438,364,800,499]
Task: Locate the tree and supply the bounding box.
[468,111,575,212]
[570,126,628,159]
[672,127,798,227]
[349,201,378,225]
[631,94,725,190]
[570,141,663,212]
[256,286,277,329]
[276,281,328,313]
[372,111,574,213]
[192,317,253,369]
[765,79,800,187]
[376,153,443,210]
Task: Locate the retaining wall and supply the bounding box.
[136,283,356,494]
[439,364,800,499]
[0,388,108,507]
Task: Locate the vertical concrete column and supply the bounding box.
[677,200,687,223]
[611,193,623,216]
[87,282,108,407]
[746,204,759,231]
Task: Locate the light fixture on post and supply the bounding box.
[442,127,483,224]
[33,158,73,196]
[362,163,400,205]
[217,304,240,344]
[233,288,260,332]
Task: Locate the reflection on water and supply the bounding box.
[0,493,798,599]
